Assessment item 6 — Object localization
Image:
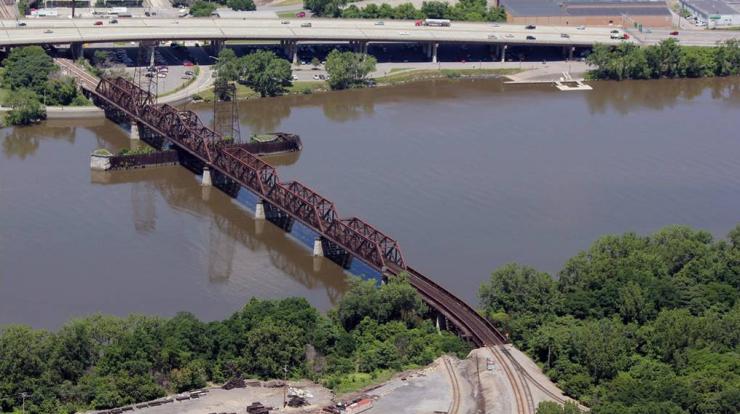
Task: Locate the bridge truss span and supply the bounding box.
[88,75,506,347]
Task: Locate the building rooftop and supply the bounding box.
[680,0,740,15]
[501,0,671,16]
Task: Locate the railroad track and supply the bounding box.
[487,346,534,414]
[443,356,462,414]
[500,347,572,406]
[55,58,101,91]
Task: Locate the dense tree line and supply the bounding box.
[0,277,468,413]
[215,49,293,97]
[480,224,740,414]
[305,0,506,22]
[1,46,89,125]
[587,39,740,80]
[179,0,255,16]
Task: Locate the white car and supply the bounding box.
[576,25,586,30]
[399,31,409,36]
[504,33,514,38]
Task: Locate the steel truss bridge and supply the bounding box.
[64,60,507,347]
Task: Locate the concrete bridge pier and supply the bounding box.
[70,42,83,60]
[130,121,140,140]
[210,40,225,56]
[500,44,508,62]
[201,166,212,187]
[255,200,266,220]
[312,237,324,257]
[282,40,298,65]
[431,42,438,63]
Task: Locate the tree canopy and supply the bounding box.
[2,46,57,94]
[481,224,740,414]
[324,50,377,90]
[240,50,293,97]
[0,276,467,413]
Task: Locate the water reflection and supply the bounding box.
[1,118,123,159]
[585,78,740,115]
[90,167,348,303]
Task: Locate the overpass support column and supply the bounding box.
[201,166,212,187]
[360,41,368,56]
[569,46,575,60]
[431,42,438,63]
[70,42,83,60]
[292,42,299,66]
[130,121,140,140]
[210,40,224,56]
[500,44,508,63]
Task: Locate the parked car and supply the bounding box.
[525,24,536,29]
[301,22,312,27]
[526,35,536,40]
[185,70,194,76]
[183,60,194,66]
[295,11,306,18]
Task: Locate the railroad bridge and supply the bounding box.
[61,59,507,347]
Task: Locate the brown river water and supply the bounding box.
[2,77,740,328]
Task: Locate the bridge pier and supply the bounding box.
[255,200,266,220]
[201,166,212,187]
[210,39,224,56]
[312,237,324,257]
[500,44,508,62]
[431,42,438,63]
[70,42,83,60]
[130,121,140,140]
[139,41,157,67]
[282,40,298,65]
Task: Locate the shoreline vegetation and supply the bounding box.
[195,67,522,102]
[587,39,740,81]
[480,224,740,414]
[0,276,469,413]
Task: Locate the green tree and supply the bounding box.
[324,50,377,90]
[227,0,255,11]
[2,46,56,93]
[5,88,46,125]
[479,263,562,318]
[189,0,217,17]
[395,3,421,19]
[240,50,292,97]
[421,0,450,18]
[713,39,740,76]
[214,48,241,82]
[43,78,80,106]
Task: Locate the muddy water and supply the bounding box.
[2,77,740,328]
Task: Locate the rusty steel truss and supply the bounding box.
[93,77,405,271]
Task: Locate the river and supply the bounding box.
[2,77,739,329]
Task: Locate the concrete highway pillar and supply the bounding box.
[70,42,83,59]
[255,200,265,220]
[211,40,224,56]
[431,42,438,63]
[292,42,299,66]
[312,237,324,257]
[130,121,140,140]
[569,46,575,60]
[501,44,508,62]
[201,166,212,187]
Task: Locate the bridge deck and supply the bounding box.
[71,65,506,347]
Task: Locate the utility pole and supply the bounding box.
[19,392,29,414]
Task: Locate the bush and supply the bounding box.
[190,0,217,17]
[5,88,46,125]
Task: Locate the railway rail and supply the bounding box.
[443,357,462,414]
[487,346,534,414]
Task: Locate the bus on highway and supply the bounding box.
[417,18,451,27]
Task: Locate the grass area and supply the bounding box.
[329,369,398,395]
[277,10,303,19]
[197,80,326,102]
[388,67,412,73]
[375,68,523,85]
[0,87,11,106]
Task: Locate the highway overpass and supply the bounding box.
[1,18,738,61]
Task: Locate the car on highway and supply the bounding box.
[504,33,514,38]
[670,31,679,35]
[375,21,384,26]
[110,19,118,24]
[399,31,409,35]
[576,25,586,30]
[526,35,536,40]
[94,21,103,26]
[525,24,536,29]
[301,22,312,27]
[281,20,289,24]
[44,29,53,33]
[610,29,620,34]
[488,34,497,39]
[16,21,26,27]
[491,23,500,27]
[560,33,570,38]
